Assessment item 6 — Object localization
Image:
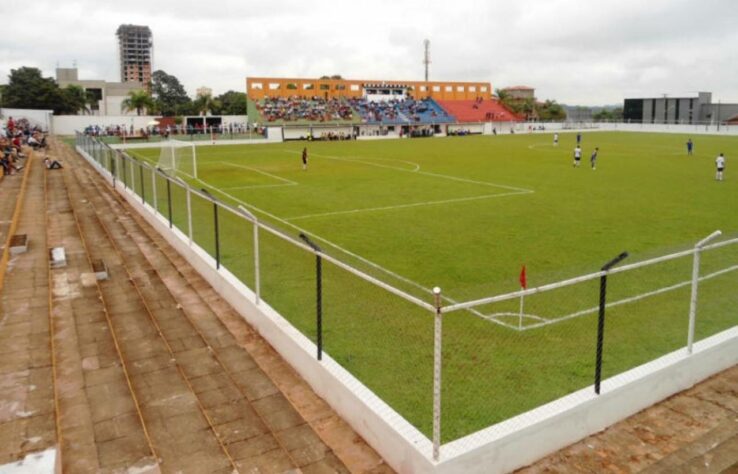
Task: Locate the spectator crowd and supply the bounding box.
[256,96,354,122]
[2,116,47,176]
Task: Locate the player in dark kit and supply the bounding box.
[686,138,694,156]
[302,147,308,170]
[576,132,582,145]
[590,147,599,170]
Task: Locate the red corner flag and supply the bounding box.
[519,265,527,289]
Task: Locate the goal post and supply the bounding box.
[157,139,198,179]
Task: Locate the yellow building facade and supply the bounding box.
[246,77,492,101]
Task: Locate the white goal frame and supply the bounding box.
[159,139,198,179]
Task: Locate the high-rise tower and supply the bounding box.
[116,24,153,88]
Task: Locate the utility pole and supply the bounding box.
[423,39,431,82]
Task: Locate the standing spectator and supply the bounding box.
[302,147,308,170]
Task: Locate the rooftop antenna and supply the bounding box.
[423,39,431,82]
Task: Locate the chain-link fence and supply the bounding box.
[75,133,738,461]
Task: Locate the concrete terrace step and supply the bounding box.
[0,153,57,466]
[57,137,393,473]
[76,156,392,474]
[45,145,157,473]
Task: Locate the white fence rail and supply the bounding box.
[75,133,738,463]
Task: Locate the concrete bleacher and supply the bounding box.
[438,99,522,122]
[350,97,456,124]
[396,98,455,124]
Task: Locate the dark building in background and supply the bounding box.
[623,92,738,125]
[116,24,153,89]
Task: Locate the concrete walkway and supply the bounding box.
[0,140,393,473]
[518,367,738,473]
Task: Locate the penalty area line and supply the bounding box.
[285,190,531,221]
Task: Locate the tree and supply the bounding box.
[151,70,192,116]
[537,100,567,121]
[121,89,155,115]
[214,90,248,115]
[193,92,221,116]
[1,67,75,114]
[592,107,623,122]
[62,85,90,115]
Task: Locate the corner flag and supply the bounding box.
[519,265,527,289]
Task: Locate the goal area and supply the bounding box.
[157,139,197,179]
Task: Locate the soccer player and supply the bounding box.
[576,132,582,145]
[553,133,559,146]
[715,153,725,181]
[686,138,694,156]
[302,147,308,170]
[590,147,599,170]
[573,145,582,167]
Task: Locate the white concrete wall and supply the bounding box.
[52,114,249,135]
[0,108,54,132]
[75,142,738,474]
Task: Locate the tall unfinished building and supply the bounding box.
[116,24,153,89]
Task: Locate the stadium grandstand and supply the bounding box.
[246,76,520,125]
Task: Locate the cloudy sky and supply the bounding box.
[2,0,737,106]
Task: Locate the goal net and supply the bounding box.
[157,139,197,179]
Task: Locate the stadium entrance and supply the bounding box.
[363,83,410,102]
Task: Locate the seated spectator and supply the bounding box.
[28,132,47,149]
[44,156,63,169]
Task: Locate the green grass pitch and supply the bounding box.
[124,131,738,442]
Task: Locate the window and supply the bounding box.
[481,86,488,92]
[432,85,441,92]
[268,83,280,90]
[319,84,330,90]
[286,83,297,90]
[445,85,452,92]
[469,86,476,92]
[420,86,427,92]
[350,84,360,91]
[457,86,464,92]
[251,83,263,89]
[336,84,346,90]
[303,83,314,90]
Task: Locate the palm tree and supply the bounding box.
[121,89,155,115]
[193,93,221,116]
[63,85,90,115]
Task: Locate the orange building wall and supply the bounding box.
[246,77,492,101]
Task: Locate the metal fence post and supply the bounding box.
[166,176,173,228]
[432,286,442,462]
[688,230,722,354]
[139,164,145,204]
[595,251,628,395]
[182,181,192,245]
[151,167,158,213]
[201,189,220,269]
[111,151,118,189]
[238,205,260,305]
[299,233,323,360]
[122,155,128,189]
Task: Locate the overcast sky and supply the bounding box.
[2,0,737,106]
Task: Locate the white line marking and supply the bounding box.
[295,151,535,194]
[221,183,297,190]
[218,161,298,185]
[518,264,738,331]
[286,150,421,172]
[286,191,529,221]
[127,147,531,319]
